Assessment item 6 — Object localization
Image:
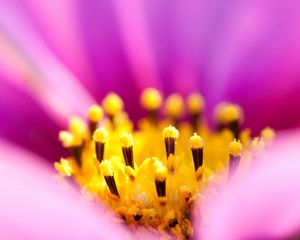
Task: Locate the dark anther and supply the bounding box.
[155,180,166,197]
[134,214,143,221]
[95,142,105,163]
[89,121,97,136]
[69,145,84,166]
[165,137,175,158]
[168,219,178,228]
[122,146,134,168]
[104,176,119,197]
[191,148,203,172]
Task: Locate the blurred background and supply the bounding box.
[0,0,300,162]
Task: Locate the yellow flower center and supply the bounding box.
[55,89,274,239]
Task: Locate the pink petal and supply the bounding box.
[0,139,132,240]
[200,129,300,240]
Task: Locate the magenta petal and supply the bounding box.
[200,129,300,240]
[0,139,132,240]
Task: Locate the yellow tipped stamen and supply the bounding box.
[120,132,134,148]
[187,93,205,131]
[187,93,205,114]
[228,140,243,177]
[100,160,119,197]
[93,127,108,162]
[88,104,103,133]
[55,158,73,177]
[121,133,134,168]
[141,88,163,111]
[165,93,184,123]
[216,103,243,139]
[261,127,275,144]
[189,133,204,149]
[102,93,124,117]
[93,127,108,143]
[155,165,167,198]
[189,133,204,172]
[163,126,179,158]
[56,89,273,239]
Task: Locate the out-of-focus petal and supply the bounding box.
[0,139,132,240]
[0,0,95,123]
[0,80,66,162]
[200,129,300,240]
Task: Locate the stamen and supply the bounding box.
[56,88,273,239]
[163,126,179,158]
[155,164,167,198]
[102,93,124,126]
[93,127,108,163]
[100,160,119,197]
[228,139,243,177]
[187,93,205,132]
[141,88,162,125]
[189,133,204,172]
[216,103,243,139]
[120,133,134,169]
[88,104,103,134]
[165,93,184,127]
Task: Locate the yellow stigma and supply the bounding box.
[163,125,179,139]
[140,88,162,111]
[120,132,134,148]
[189,133,204,149]
[102,93,124,116]
[155,164,168,181]
[229,139,243,157]
[216,103,243,124]
[165,93,184,117]
[88,104,103,122]
[93,127,108,143]
[56,89,273,239]
[261,127,275,143]
[187,93,205,113]
[100,160,114,176]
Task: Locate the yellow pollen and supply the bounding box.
[187,93,205,113]
[165,93,184,117]
[189,133,204,149]
[155,165,168,181]
[163,125,179,139]
[216,103,243,124]
[93,127,108,143]
[229,139,243,157]
[69,117,87,136]
[100,160,114,177]
[55,158,73,177]
[261,127,275,143]
[140,88,163,111]
[88,104,103,122]
[120,132,134,147]
[55,88,273,239]
[102,93,124,116]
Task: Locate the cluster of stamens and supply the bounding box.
[55,88,274,239]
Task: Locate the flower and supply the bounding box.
[0,0,300,239]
